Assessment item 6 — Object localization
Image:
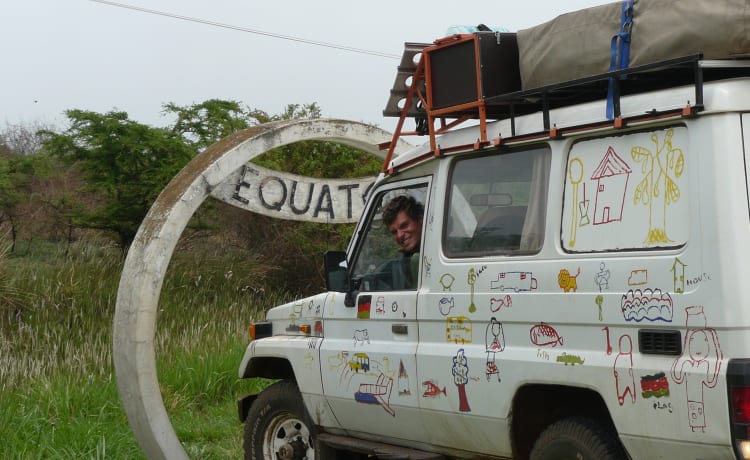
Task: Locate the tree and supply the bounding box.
[0,121,54,156]
[0,152,51,251]
[631,128,685,244]
[164,99,256,152]
[39,110,195,248]
[238,102,383,294]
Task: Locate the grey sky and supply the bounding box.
[2,0,613,133]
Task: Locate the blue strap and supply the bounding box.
[607,0,635,119]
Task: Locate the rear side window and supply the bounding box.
[444,146,551,257]
[561,126,689,252]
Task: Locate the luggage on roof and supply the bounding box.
[517,0,750,90]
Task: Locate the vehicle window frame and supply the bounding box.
[443,145,551,258]
[348,178,431,292]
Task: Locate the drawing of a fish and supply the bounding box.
[422,380,447,397]
[529,322,564,347]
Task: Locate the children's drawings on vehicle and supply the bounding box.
[375,296,386,315]
[353,329,370,347]
[686,272,711,289]
[491,271,537,292]
[336,352,398,389]
[671,258,687,294]
[594,262,611,292]
[613,334,636,406]
[328,350,348,371]
[602,326,612,355]
[537,349,550,361]
[621,288,673,322]
[592,147,632,226]
[304,352,314,369]
[632,128,685,245]
[652,401,673,413]
[556,353,584,366]
[671,306,723,433]
[349,352,371,373]
[558,267,581,293]
[391,301,399,313]
[628,269,648,286]
[641,372,670,398]
[530,322,563,347]
[563,128,688,252]
[422,379,447,398]
[485,317,505,382]
[446,316,472,344]
[440,273,456,292]
[567,157,586,247]
[596,295,604,321]
[438,297,455,316]
[490,295,512,313]
[397,359,411,396]
[467,268,477,313]
[423,256,432,279]
[354,373,395,417]
[452,348,471,412]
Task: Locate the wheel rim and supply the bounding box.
[263,411,314,460]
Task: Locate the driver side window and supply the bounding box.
[351,185,427,292]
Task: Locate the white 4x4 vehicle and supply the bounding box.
[238,3,750,459]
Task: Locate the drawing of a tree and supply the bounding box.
[631,129,684,244]
[452,348,471,412]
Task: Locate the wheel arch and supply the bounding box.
[241,356,295,380]
[238,358,297,423]
[510,383,620,460]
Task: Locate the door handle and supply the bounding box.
[392,324,408,334]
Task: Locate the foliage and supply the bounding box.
[0,238,278,458]
[0,152,53,251]
[164,99,256,152]
[244,103,382,294]
[11,99,384,292]
[0,120,55,156]
[39,110,195,248]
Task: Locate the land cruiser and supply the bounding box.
[237,1,750,459]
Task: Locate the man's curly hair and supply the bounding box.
[382,195,424,226]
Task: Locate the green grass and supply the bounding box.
[0,237,283,459]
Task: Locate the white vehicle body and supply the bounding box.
[238,58,750,460]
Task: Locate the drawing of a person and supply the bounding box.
[613,334,636,405]
[671,306,723,433]
[485,318,504,382]
[595,262,611,292]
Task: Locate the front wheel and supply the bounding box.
[244,379,317,460]
[529,416,627,460]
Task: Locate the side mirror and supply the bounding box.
[323,251,349,293]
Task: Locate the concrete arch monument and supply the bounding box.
[113,119,411,459]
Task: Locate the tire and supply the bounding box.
[244,379,317,460]
[529,416,627,460]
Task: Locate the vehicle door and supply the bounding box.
[320,178,430,443]
[416,146,551,456]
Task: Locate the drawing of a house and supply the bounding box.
[591,147,632,225]
[671,258,687,294]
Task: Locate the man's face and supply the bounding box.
[388,210,422,253]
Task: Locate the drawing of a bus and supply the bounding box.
[491,271,538,292]
[349,353,370,373]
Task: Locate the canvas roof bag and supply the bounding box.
[517,0,750,90]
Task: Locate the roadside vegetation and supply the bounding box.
[0,101,382,458]
[0,236,275,458]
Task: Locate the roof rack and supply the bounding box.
[380,39,750,174]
